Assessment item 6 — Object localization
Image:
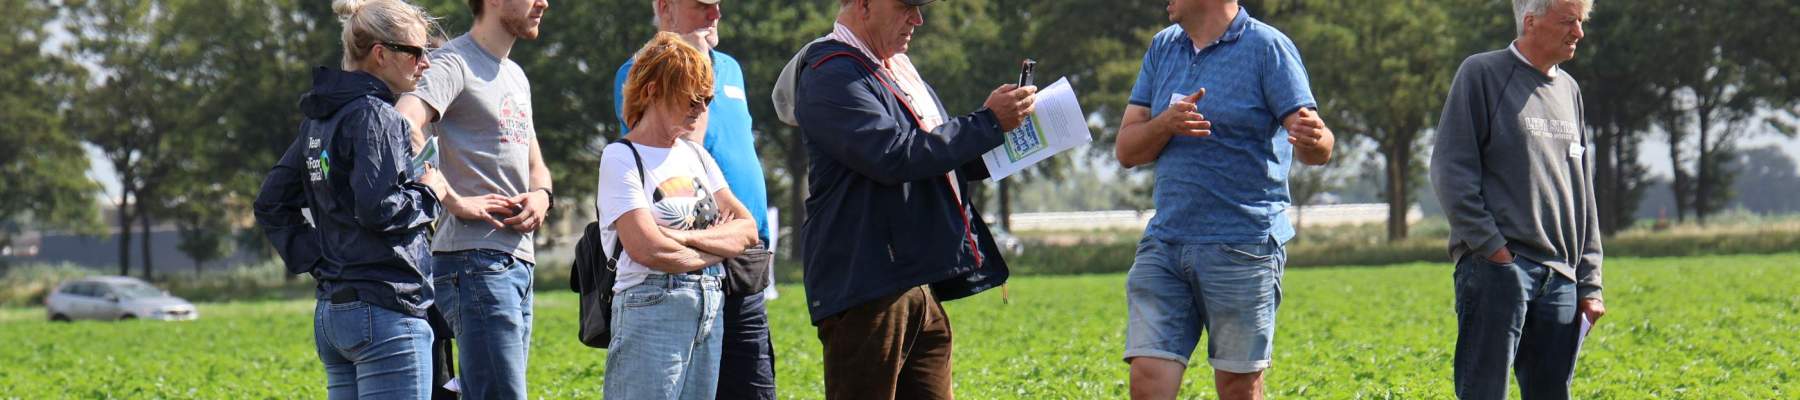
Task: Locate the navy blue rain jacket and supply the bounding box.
[253,67,440,317]
[794,41,1011,323]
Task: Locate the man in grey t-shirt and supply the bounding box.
[396,0,551,398]
[1430,1,1605,398]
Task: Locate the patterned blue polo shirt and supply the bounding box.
[1128,7,1317,245]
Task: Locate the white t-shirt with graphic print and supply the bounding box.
[595,140,729,294]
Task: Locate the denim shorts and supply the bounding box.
[1123,235,1286,373]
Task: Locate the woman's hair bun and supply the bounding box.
[332,0,368,21]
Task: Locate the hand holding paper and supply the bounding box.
[1575,298,1602,355]
[1578,298,1605,325]
[981,77,1093,182]
[409,136,437,179]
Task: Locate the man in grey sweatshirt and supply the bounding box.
[1430,0,1605,399]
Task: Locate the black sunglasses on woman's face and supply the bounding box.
[379,42,429,59]
[687,94,716,116]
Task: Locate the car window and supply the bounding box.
[113,282,164,299]
[64,282,93,297]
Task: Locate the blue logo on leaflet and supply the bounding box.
[1003,116,1046,162]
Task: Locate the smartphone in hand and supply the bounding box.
[1017,58,1036,88]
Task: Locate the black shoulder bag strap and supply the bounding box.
[608,139,664,268]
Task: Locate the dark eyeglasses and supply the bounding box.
[379,42,429,59]
[688,94,716,113]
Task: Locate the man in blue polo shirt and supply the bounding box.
[1113,1,1334,398]
[612,0,775,398]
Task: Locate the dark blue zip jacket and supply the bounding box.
[794,41,1010,323]
[254,67,440,317]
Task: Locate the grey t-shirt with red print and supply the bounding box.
[407,34,537,263]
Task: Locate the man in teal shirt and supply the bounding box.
[612,0,774,397]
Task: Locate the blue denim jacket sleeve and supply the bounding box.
[254,134,322,274]
[796,57,1004,186]
[344,108,440,233]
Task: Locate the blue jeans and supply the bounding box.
[315,300,434,400]
[604,266,725,399]
[1124,236,1286,373]
[1453,254,1580,400]
[432,249,534,399]
[717,290,777,400]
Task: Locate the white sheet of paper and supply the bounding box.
[1576,313,1592,354]
[981,77,1094,182]
[764,207,780,301]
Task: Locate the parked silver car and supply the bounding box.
[44,276,199,321]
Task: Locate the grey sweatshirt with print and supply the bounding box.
[1430,48,1603,301]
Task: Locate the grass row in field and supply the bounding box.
[1010,218,1800,274]
[4,217,1798,307]
[2,253,1796,398]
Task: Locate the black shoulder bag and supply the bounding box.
[569,139,655,349]
[682,140,775,297]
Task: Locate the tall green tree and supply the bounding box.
[1563,0,1680,235]
[144,0,324,272]
[1657,0,1800,224]
[64,0,292,278]
[1267,0,1462,241]
[65,0,197,277]
[0,0,103,249]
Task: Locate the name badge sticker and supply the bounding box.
[1568,143,1585,159]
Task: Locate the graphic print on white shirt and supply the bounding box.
[650,176,720,231]
[594,141,729,293]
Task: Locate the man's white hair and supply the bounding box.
[1514,0,1593,36]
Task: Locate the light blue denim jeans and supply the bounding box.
[604,265,726,399]
[1123,235,1286,373]
[432,249,534,399]
[315,300,435,400]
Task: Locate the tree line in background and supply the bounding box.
[1266,0,1800,240]
[2,0,1795,279]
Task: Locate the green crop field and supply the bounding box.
[2,253,1797,399]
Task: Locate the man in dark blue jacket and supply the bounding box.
[783,0,1035,397]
